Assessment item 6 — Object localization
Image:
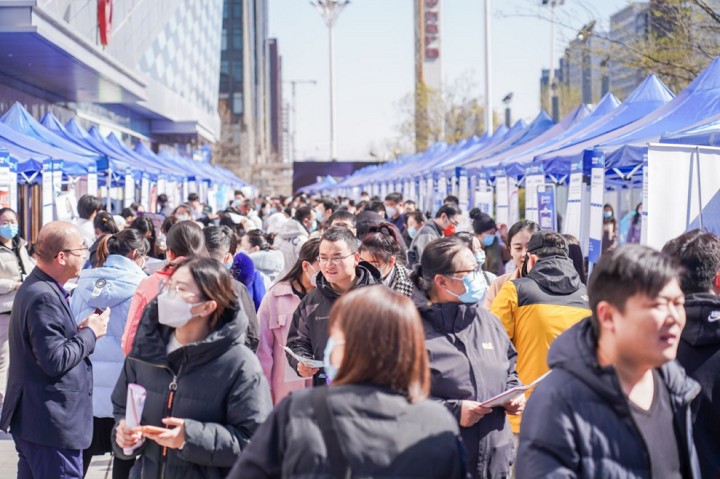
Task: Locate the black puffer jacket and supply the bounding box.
[111,299,272,479]
[676,293,720,479]
[418,298,519,479]
[517,318,701,479]
[228,384,468,478]
[286,263,383,384]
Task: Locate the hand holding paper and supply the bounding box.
[122,383,147,455]
[479,371,551,409]
[284,346,324,368]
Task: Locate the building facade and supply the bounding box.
[0,0,223,144]
[609,3,650,100]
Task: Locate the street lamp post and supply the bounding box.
[311,0,349,161]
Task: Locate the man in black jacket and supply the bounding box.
[1,222,109,478]
[662,230,720,478]
[286,226,382,385]
[517,245,701,479]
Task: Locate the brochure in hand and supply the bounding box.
[479,371,552,408]
[284,347,325,369]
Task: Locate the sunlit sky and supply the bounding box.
[269,0,630,161]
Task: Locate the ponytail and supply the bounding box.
[96,228,150,268]
[96,234,113,267]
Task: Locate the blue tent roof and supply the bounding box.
[600,57,720,170]
[133,142,186,182]
[87,129,162,179]
[535,74,675,176]
[660,113,720,146]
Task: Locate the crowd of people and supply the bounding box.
[0,188,716,479]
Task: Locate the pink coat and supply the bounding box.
[256,281,312,404]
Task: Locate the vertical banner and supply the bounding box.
[565,157,590,253]
[641,156,648,245]
[52,159,63,200]
[380,182,388,200]
[157,176,167,198]
[538,188,557,231]
[141,173,150,209]
[457,167,469,213]
[124,169,135,208]
[42,160,54,225]
[87,164,98,197]
[495,174,509,225]
[508,177,520,225]
[403,180,411,199]
[524,165,545,223]
[475,187,494,215]
[587,152,605,263]
[426,176,434,214]
[182,179,189,203]
[0,152,10,208]
[9,157,17,212]
[409,179,417,203]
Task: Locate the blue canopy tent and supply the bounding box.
[133,142,185,183]
[500,94,621,177]
[103,132,162,179]
[660,114,720,146]
[298,175,338,194]
[463,105,590,177]
[403,134,493,182]
[535,74,675,177]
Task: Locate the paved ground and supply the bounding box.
[0,434,112,479]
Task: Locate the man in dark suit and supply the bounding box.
[0,221,110,478]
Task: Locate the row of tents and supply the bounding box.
[316,56,720,217]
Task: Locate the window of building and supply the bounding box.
[222,29,227,50]
[221,60,228,74]
[233,0,242,18]
[232,61,242,79]
[233,92,243,115]
[233,30,242,49]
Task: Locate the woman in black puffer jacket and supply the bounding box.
[112,257,272,479]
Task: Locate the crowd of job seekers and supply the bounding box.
[0,189,716,479]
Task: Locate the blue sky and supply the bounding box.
[269,0,630,161]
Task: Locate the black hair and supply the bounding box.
[329,210,356,227]
[294,206,313,223]
[508,220,540,246]
[360,222,405,265]
[322,226,359,253]
[166,220,206,260]
[129,216,156,255]
[662,229,720,295]
[93,212,119,236]
[121,207,137,220]
[96,228,149,267]
[175,257,239,330]
[320,197,337,213]
[157,194,169,204]
[468,208,496,235]
[203,225,235,259]
[188,192,199,202]
[385,192,403,204]
[564,234,587,285]
[367,200,386,215]
[405,211,425,225]
[278,237,321,294]
[173,204,192,216]
[77,194,102,220]
[528,231,569,258]
[434,204,461,219]
[632,203,642,226]
[588,245,680,335]
[161,215,178,235]
[245,229,271,251]
[410,237,466,296]
[444,195,459,205]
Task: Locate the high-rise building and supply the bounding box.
[563,32,609,106]
[609,3,649,100]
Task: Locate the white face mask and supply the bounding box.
[305,264,318,288]
[157,291,202,329]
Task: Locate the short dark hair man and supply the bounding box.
[328,210,357,237]
[1,222,109,478]
[408,204,461,267]
[662,230,720,478]
[76,194,103,246]
[384,192,406,233]
[286,226,382,385]
[517,245,700,478]
[314,198,337,224]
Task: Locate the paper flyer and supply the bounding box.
[284,346,324,368]
[124,383,147,455]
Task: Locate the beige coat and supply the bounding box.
[0,238,35,313]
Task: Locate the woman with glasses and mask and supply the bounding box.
[70,229,149,478]
[257,238,320,405]
[359,222,413,297]
[230,286,467,478]
[113,257,272,479]
[411,237,523,479]
[0,208,34,413]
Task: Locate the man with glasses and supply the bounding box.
[408,204,462,268]
[286,226,383,386]
[0,222,109,478]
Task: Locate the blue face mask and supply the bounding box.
[408,226,418,239]
[0,224,18,240]
[604,211,613,219]
[444,270,487,304]
[323,336,344,383]
[308,219,318,233]
[482,234,495,247]
[474,250,486,267]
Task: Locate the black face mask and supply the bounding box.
[520,253,530,278]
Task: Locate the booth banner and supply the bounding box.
[436,176,448,201]
[457,167,469,213]
[588,153,605,263]
[52,159,63,201]
[426,177,434,213]
[565,157,590,253]
[157,177,167,197]
[0,152,11,209]
[418,179,426,210]
[524,165,545,224]
[9,157,17,212]
[475,188,494,216]
[124,169,135,208]
[538,190,557,231]
[409,180,417,203]
[509,178,520,225]
[42,160,53,225]
[403,180,411,199]
[141,174,150,209]
[189,180,197,195]
[87,165,98,197]
[647,143,720,249]
[496,176,509,225]
[54,191,78,222]
[642,156,648,245]
[182,179,189,203]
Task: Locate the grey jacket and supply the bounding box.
[0,237,35,313]
[112,298,272,479]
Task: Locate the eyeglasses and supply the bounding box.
[159,282,202,302]
[447,264,481,277]
[449,218,460,226]
[317,252,355,265]
[56,244,89,258]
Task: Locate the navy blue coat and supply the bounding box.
[0,267,97,449]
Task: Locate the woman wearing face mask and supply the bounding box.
[484,220,540,309]
[112,257,272,479]
[229,286,467,478]
[256,238,320,405]
[70,229,149,478]
[602,203,617,252]
[469,208,506,277]
[122,221,206,356]
[404,211,426,248]
[359,222,413,297]
[241,229,285,286]
[0,208,34,412]
[411,237,523,479]
[172,204,193,223]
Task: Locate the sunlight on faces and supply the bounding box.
[318,239,358,285]
[168,266,216,321]
[0,210,17,225]
[599,279,686,369]
[510,230,533,269]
